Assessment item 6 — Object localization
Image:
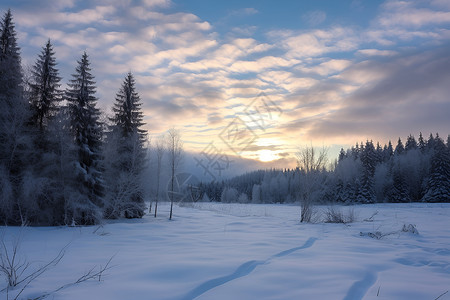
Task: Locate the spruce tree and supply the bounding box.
[427,133,436,152]
[357,140,376,203]
[360,140,376,176]
[375,142,383,164]
[0,9,22,105]
[21,40,68,225]
[65,52,103,225]
[382,141,393,162]
[104,72,147,219]
[338,148,346,162]
[0,9,30,224]
[389,163,410,203]
[29,39,62,131]
[418,132,426,151]
[422,137,450,202]
[394,138,404,155]
[405,134,417,152]
[0,9,25,169]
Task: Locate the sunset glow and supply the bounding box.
[258,150,279,162]
[2,0,449,176]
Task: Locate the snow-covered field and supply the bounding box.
[1,203,450,300]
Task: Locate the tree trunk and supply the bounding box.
[154,161,161,217]
[169,163,174,220]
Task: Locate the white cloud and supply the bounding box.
[357,49,398,57]
[366,28,448,45]
[335,60,387,85]
[258,71,318,92]
[16,5,118,27]
[142,0,172,8]
[229,56,300,73]
[178,38,271,72]
[281,27,358,59]
[301,59,352,76]
[377,0,450,28]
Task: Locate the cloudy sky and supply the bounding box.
[2,0,450,177]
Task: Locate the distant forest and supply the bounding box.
[199,133,450,204]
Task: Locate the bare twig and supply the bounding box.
[1,238,68,300]
[364,210,378,222]
[1,230,113,300]
[31,255,115,300]
[0,231,29,288]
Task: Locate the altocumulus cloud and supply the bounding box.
[1,0,450,167]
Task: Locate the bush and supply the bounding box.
[324,206,356,224]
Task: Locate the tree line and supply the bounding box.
[200,132,450,205]
[0,10,148,225]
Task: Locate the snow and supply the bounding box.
[1,203,450,300]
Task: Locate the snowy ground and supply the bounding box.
[1,202,450,300]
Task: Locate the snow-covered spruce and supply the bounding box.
[104,72,147,219]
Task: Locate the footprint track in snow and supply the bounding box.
[181,237,318,300]
[343,272,378,300]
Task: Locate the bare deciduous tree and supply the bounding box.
[296,145,328,223]
[151,135,165,217]
[166,128,183,220]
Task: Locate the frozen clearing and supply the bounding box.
[1,203,450,300]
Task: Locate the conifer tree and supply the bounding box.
[356,140,376,203]
[104,72,147,219]
[427,133,436,152]
[29,39,62,131]
[0,9,25,169]
[405,134,417,152]
[422,137,450,202]
[0,9,22,105]
[0,9,31,224]
[65,52,103,225]
[394,138,404,155]
[360,140,376,176]
[19,40,69,225]
[338,148,346,162]
[389,163,410,203]
[418,132,426,151]
[383,140,394,161]
[375,142,383,164]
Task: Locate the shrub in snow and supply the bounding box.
[361,224,419,239]
[360,231,384,239]
[402,224,419,235]
[324,206,356,224]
